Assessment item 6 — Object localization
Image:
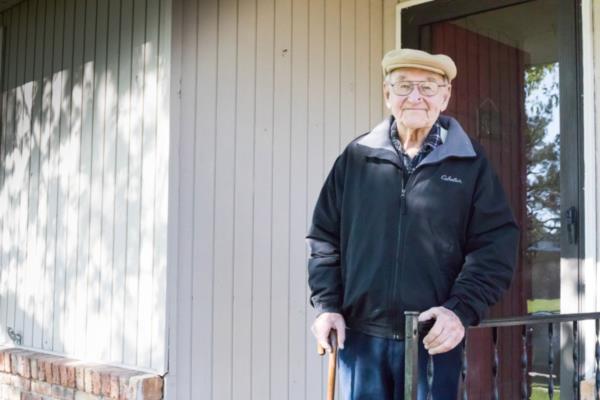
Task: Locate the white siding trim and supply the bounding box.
[163,0,181,392]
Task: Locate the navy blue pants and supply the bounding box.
[338,329,463,400]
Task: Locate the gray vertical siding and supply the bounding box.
[0,0,171,373]
[169,0,397,397]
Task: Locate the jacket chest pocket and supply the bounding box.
[412,176,467,211]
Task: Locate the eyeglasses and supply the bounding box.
[388,81,448,97]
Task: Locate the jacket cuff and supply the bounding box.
[443,297,479,327]
[313,302,342,317]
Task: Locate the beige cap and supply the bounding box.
[381,48,457,81]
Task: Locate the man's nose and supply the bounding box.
[406,85,423,101]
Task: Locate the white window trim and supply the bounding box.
[581,0,598,381]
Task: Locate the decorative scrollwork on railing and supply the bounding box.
[594,320,600,400]
[573,320,580,399]
[462,339,468,400]
[520,325,530,400]
[426,354,434,400]
[548,322,554,399]
[492,327,499,400]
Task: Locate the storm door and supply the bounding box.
[402,0,583,398]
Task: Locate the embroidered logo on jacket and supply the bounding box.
[440,175,463,184]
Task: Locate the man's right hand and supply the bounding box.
[311,312,346,352]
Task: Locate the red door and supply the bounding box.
[431,21,528,399]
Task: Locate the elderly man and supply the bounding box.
[307,48,519,399]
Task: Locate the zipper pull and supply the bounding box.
[400,189,407,215]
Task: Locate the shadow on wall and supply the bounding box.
[0,0,167,372]
[0,287,59,352]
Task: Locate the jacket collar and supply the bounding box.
[355,116,400,166]
[356,115,476,168]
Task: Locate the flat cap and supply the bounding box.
[381,48,457,80]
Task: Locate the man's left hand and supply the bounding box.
[418,306,465,355]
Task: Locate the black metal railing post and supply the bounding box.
[404,311,420,400]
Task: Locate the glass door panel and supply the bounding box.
[403,0,582,398]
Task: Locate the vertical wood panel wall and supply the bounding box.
[170,0,396,398]
[0,0,171,373]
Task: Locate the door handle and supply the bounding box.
[566,206,578,245]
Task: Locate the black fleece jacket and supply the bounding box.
[307,115,519,339]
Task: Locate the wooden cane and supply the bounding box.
[317,330,338,400]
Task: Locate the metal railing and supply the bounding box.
[404,311,600,400]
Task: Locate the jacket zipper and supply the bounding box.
[390,167,408,340]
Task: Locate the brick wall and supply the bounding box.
[0,348,163,400]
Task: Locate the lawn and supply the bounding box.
[530,382,559,400]
[527,298,560,314]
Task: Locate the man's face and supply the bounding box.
[383,68,452,131]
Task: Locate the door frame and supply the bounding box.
[0,25,5,157]
[398,0,588,396]
[400,0,532,49]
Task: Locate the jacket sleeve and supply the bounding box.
[306,153,346,315]
[443,156,520,327]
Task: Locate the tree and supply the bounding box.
[524,63,560,249]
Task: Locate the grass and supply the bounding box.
[530,382,560,399]
[511,298,561,399]
[527,298,560,314]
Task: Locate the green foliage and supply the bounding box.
[530,382,560,400]
[524,64,560,249]
[526,298,560,313]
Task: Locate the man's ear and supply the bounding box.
[440,84,452,111]
[383,82,391,109]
